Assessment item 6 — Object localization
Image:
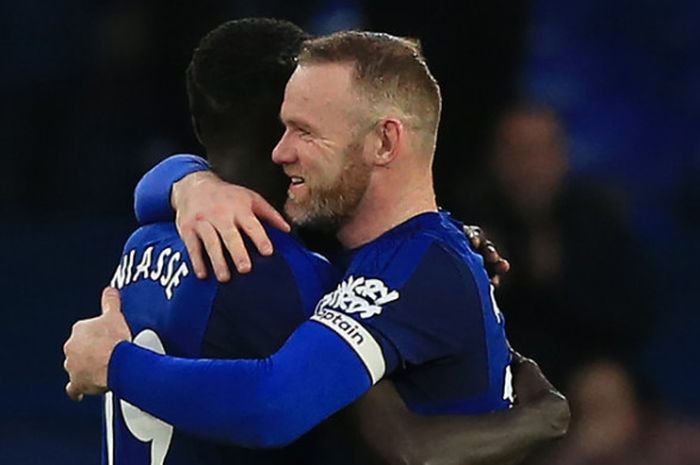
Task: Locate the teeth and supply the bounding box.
[290,176,304,185]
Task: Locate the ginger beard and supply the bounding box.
[284,139,372,230]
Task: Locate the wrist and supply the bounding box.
[171,170,219,211]
[106,340,133,392]
[521,392,571,441]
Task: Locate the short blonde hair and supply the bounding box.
[298,31,442,146]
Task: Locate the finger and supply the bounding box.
[464,226,483,249]
[195,221,231,282]
[252,194,290,233]
[494,258,511,274]
[219,225,252,275]
[63,336,72,357]
[239,214,274,256]
[482,242,501,263]
[101,287,121,315]
[181,228,208,279]
[66,381,84,402]
[464,225,482,237]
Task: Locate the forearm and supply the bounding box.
[349,381,567,465]
[108,322,372,448]
[134,154,209,224]
[403,379,569,465]
[405,407,548,465]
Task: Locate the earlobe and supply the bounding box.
[375,119,401,166]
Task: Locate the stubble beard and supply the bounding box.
[284,143,372,231]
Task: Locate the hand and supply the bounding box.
[511,352,570,438]
[464,225,510,287]
[63,287,132,401]
[172,171,291,281]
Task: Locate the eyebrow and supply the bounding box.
[280,114,315,133]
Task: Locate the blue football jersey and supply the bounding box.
[105,154,512,454]
[314,211,513,414]
[103,222,338,465]
[106,212,513,449]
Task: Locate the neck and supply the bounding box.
[206,146,250,185]
[337,164,438,248]
[207,145,288,211]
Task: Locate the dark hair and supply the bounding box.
[185,18,308,204]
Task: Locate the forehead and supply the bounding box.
[281,62,360,123]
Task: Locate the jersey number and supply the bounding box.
[106,329,174,465]
[503,364,514,402]
[489,285,514,403]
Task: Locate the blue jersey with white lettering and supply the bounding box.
[320,211,512,414]
[103,222,338,465]
[106,154,512,453]
[108,217,512,447]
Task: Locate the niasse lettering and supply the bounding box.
[111,246,190,300]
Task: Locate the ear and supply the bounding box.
[373,119,402,167]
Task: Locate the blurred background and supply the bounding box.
[2,0,699,463]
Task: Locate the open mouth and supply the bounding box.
[287,175,306,200]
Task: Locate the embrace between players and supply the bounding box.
[63,18,569,465]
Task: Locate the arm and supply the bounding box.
[137,166,509,287]
[132,154,290,278]
[134,153,210,224]
[107,317,381,448]
[65,245,506,449]
[341,356,569,465]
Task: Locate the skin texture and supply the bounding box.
[64,288,130,401]
[272,63,438,249]
[171,170,290,280]
[273,63,375,228]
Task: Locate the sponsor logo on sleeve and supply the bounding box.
[314,275,400,319]
[309,276,398,384]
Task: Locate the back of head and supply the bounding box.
[298,31,442,151]
[186,18,308,198]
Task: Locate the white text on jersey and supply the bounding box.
[110,246,190,300]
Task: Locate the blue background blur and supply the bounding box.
[2,1,698,463]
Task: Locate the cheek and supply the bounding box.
[304,148,343,180]
[318,158,346,186]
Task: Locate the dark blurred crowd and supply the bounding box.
[2,1,699,464]
[470,106,700,465]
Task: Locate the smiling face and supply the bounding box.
[272,63,374,228]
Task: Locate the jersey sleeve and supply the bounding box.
[108,319,375,448]
[313,241,486,376]
[134,154,209,225]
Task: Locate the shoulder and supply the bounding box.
[224,226,338,316]
[125,222,179,243]
[119,223,185,262]
[347,212,482,290]
[264,226,338,285]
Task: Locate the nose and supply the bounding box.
[272,129,296,165]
